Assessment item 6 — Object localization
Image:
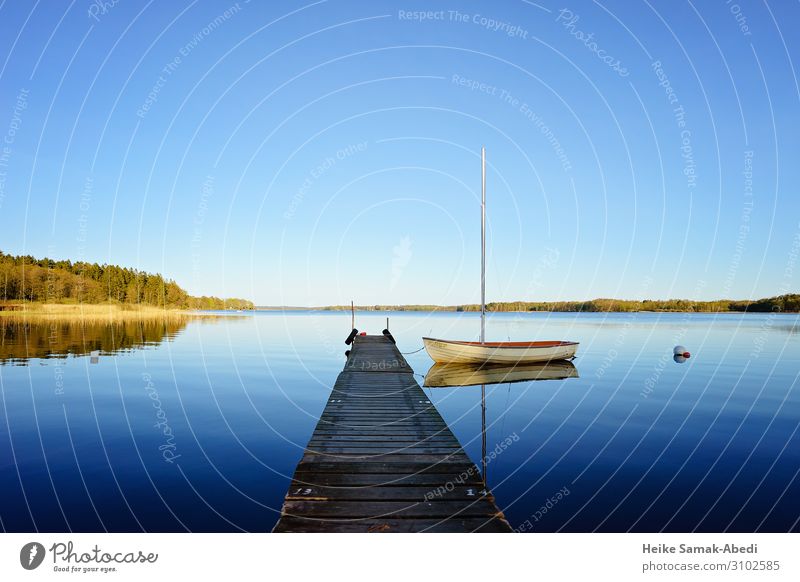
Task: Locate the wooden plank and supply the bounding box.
[273,516,512,533]
[273,334,511,533]
[309,435,457,443]
[304,448,463,456]
[293,460,480,475]
[308,438,460,447]
[285,485,493,501]
[307,439,460,448]
[290,473,486,487]
[282,499,503,519]
[300,453,472,463]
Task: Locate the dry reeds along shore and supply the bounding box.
[0,303,213,322]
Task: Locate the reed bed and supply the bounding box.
[0,303,215,322]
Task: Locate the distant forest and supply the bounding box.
[321,295,800,313]
[0,251,254,310]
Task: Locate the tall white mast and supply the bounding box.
[481,146,486,345]
[480,146,487,487]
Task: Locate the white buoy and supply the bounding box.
[673,345,690,357]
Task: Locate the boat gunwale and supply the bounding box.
[422,337,579,349]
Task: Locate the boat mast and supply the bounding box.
[480,147,488,489]
[480,146,486,345]
[481,384,487,490]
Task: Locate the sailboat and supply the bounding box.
[423,147,579,365]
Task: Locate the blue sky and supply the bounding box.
[0,0,798,305]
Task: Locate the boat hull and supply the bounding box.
[422,337,578,365]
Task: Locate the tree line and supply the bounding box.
[322,295,800,313]
[469,296,800,313]
[0,250,254,310]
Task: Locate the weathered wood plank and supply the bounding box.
[282,499,503,519]
[309,435,457,443]
[306,450,463,457]
[289,473,486,487]
[285,485,493,501]
[293,460,480,475]
[273,516,512,533]
[300,453,472,463]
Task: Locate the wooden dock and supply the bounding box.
[273,334,512,532]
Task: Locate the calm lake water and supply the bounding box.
[1,311,798,532]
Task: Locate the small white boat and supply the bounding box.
[422,148,579,366]
[424,360,578,387]
[423,337,578,365]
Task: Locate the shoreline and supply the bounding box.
[0,303,223,320]
[255,308,800,315]
[273,293,800,314]
[3,303,798,317]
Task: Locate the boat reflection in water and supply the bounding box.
[423,360,578,388]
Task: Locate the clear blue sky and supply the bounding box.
[1,1,798,306]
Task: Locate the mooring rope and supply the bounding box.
[400,346,426,355]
